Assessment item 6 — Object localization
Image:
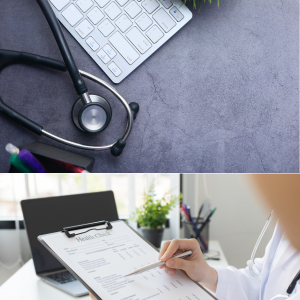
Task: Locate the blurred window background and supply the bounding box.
[0,174,179,219]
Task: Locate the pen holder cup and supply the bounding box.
[182,218,210,253]
[9,142,95,173]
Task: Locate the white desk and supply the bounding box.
[204,240,229,268]
[0,240,228,300]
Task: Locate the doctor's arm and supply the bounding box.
[159,238,267,300]
[159,238,218,292]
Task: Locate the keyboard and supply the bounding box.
[47,271,77,284]
[48,0,192,83]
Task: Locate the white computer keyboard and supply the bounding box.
[48,0,192,83]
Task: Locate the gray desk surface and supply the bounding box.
[0,0,298,173]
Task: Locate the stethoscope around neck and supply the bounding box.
[247,210,300,299]
[0,0,139,157]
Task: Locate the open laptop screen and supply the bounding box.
[21,191,119,275]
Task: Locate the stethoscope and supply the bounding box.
[0,0,139,157]
[247,211,300,299]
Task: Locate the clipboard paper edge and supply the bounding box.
[38,220,217,300]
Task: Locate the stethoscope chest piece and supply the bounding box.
[72,94,112,133]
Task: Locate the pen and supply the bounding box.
[125,250,193,277]
[180,204,189,220]
[196,204,204,223]
[198,234,208,251]
[8,153,33,173]
[196,207,217,237]
[182,204,190,221]
[6,143,45,173]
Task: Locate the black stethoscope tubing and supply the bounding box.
[37,0,89,97]
[287,269,300,295]
[0,0,139,156]
[0,50,138,155]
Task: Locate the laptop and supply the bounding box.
[21,191,119,297]
[48,0,193,83]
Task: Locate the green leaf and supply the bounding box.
[130,181,182,229]
[190,0,219,10]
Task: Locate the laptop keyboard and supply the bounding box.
[47,271,77,284]
[48,0,192,83]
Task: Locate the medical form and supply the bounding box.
[39,220,215,300]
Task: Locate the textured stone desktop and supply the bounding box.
[0,0,298,172]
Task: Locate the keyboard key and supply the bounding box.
[62,4,83,26]
[109,31,139,64]
[97,49,111,63]
[105,2,122,20]
[146,25,163,43]
[115,15,133,32]
[49,0,70,11]
[142,0,159,14]
[103,44,117,58]
[126,27,151,54]
[86,36,100,51]
[47,271,77,284]
[153,8,175,32]
[159,0,172,9]
[75,19,94,38]
[116,0,130,6]
[135,13,152,31]
[169,6,184,21]
[76,0,94,12]
[98,19,116,36]
[95,0,111,7]
[87,7,105,24]
[108,62,122,76]
[124,1,142,19]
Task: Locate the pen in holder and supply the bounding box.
[182,218,210,253]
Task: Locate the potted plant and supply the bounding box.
[184,0,220,10]
[131,183,181,248]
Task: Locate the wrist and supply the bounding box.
[200,266,218,293]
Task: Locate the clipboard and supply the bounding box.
[38,220,217,300]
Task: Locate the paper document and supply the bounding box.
[40,221,214,300]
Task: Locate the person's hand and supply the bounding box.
[89,292,97,300]
[159,239,218,293]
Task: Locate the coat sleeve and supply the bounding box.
[213,263,262,300]
[212,240,271,300]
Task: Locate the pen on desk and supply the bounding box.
[8,153,33,173]
[6,143,45,173]
[6,144,34,173]
[125,250,193,277]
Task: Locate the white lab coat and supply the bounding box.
[213,222,300,300]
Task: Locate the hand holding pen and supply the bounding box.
[125,250,193,276]
[158,239,218,293]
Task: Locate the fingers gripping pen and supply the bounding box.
[6,143,45,173]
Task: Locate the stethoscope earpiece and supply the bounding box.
[71,94,112,133]
[247,260,253,267]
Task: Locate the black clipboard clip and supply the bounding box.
[62,220,113,238]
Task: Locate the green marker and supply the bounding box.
[210,207,217,218]
[9,153,33,173]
